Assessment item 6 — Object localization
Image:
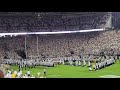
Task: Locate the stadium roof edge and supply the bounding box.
[0,28,105,37]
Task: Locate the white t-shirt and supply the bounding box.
[83,60,86,65]
[17,72,21,77]
[76,61,78,65]
[96,63,98,68]
[70,60,72,65]
[99,63,101,67]
[4,73,9,78]
[14,71,17,75]
[27,71,30,74]
[88,61,90,66]
[20,70,22,74]
[79,61,81,65]
[8,74,11,78]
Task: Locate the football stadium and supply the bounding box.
[0,12,120,78]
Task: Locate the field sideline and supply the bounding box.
[9,60,120,78]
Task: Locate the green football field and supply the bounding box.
[9,60,120,78]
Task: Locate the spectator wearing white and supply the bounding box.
[17,72,21,78]
[43,68,46,77]
[14,71,17,75]
[88,60,91,67]
[27,70,30,77]
[78,60,81,66]
[96,63,98,70]
[83,59,86,67]
[75,60,78,66]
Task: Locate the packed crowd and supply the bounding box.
[0,12,109,33]
[112,12,120,29]
[0,30,120,59]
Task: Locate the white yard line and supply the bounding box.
[100,75,120,78]
[48,75,61,77]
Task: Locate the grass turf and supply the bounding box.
[9,60,120,78]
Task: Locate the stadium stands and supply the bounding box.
[0,12,119,61]
[0,12,110,33]
[0,29,119,59]
[0,12,120,78]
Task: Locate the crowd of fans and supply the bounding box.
[0,12,109,33]
[0,12,118,60]
[112,12,120,29]
[0,30,120,59]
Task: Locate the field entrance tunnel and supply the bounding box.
[16,50,26,59]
